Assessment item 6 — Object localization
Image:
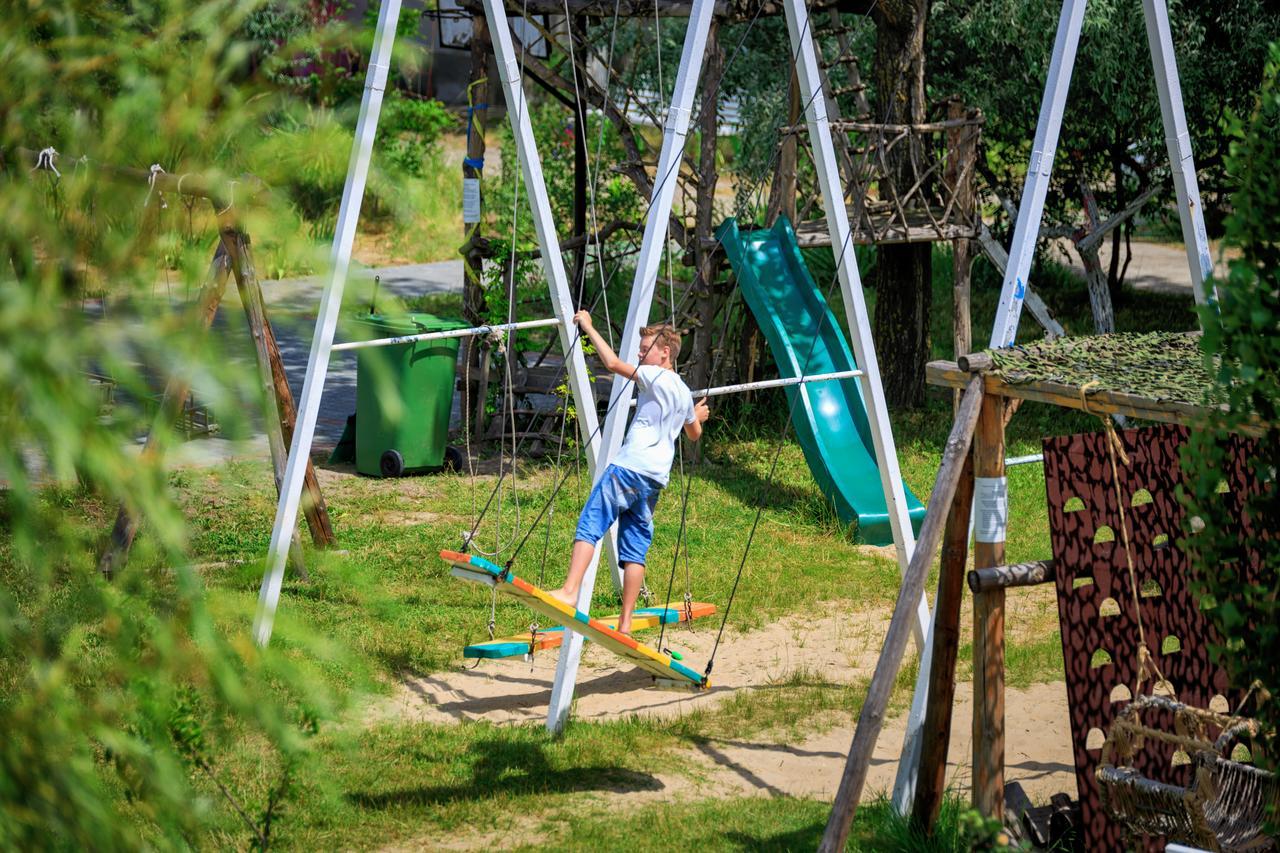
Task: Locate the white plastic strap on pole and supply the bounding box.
[252,0,404,647]
[973,476,1009,544]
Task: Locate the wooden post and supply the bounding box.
[571,20,589,296]
[945,100,975,383]
[767,69,801,227]
[97,247,232,579]
[971,390,1007,819]
[217,220,333,545]
[1076,179,1116,334]
[820,376,984,852]
[217,218,336,575]
[910,451,975,831]
[461,13,491,447]
[462,13,490,328]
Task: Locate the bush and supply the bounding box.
[376,92,456,177]
[1,3,345,845]
[1183,41,1280,787]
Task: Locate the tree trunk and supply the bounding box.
[872,245,931,407]
[870,0,931,409]
[688,22,722,398]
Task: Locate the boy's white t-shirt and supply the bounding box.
[612,364,695,487]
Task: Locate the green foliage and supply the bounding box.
[1183,42,1280,784]
[482,102,642,329]
[0,1,351,845]
[931,0,1280,234]
[376,92,456,177]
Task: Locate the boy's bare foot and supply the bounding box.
[548,588,576,607]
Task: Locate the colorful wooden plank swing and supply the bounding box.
[441,550,709,690]
[464,601,716,660]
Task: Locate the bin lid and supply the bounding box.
[353,312,468,338]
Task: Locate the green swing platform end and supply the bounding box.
[441,550,709,690]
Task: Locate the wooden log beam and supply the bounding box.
[946,99,975,388]
[217,216,335,560]
[968,559,1056,594]
[910,451,974,832]
[957,352,992,373]
[97,248,232,579]
[778,116,982,136]
[971,391,1007,819]
[819,375,985,851]
[926,360,1263,434]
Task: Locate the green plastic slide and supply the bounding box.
[716,216,926,545]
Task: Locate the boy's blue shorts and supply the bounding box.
[574,464,663,566]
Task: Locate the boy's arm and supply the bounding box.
[574,310,637,379]
[683,397,710,441]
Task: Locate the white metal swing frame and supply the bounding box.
[253,0,930,737]
[890,0,1217,816]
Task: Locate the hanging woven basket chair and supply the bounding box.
[1097,693,1278,852]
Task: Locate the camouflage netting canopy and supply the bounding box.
[987,332,1221,407]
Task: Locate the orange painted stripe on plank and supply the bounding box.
[592,621,638,650]
[440,550,470,564]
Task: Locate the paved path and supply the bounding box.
[160,259,466,468]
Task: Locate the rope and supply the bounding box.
[1078,380,1167,697]
[215,179,238,216]
[32,147,60,176]
[144,163,168,209]
[472,0,875,675]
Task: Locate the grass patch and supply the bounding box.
[525,793,995,852]
[210,717,682,849]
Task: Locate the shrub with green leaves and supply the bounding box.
[1,2,348,846]
[1183,42,1280,783]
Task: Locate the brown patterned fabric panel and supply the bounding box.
[1043,424,1250,850]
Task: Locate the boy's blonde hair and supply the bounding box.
[640,323,682,360]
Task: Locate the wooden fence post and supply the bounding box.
[945,99,975,379]
[217,216,336,572]
[971,390,1008,818]
[910,451,975,830]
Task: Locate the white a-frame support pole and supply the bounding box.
[780,0,923,616]
[253,0,604,647]
[989,0,1214,349]
[253,0,402,646]
[782,0,935,816]
[545,0,718,735]
[481,0,605,502]
[1140,0,1215,302]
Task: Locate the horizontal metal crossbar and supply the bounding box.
[330,316,562,352]
[690,369,864,399]
[1004,453,1044,467]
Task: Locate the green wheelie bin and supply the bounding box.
[352,312,465,477]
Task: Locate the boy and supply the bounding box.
[551,310,710,635]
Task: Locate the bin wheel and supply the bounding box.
[443,446,464,472]
[380,449,405,478]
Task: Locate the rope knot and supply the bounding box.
[33,147,61,176]
[145,163,168,209]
